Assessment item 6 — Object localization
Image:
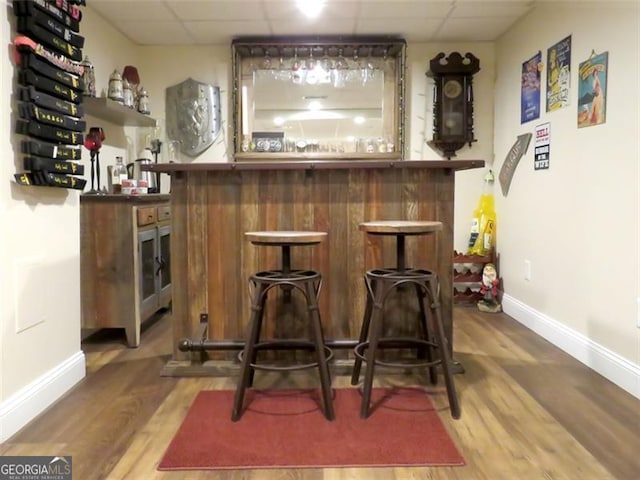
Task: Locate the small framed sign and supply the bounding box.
[534,123,550,170]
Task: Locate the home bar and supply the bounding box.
[137,36,486,374]
[151,158,483,374]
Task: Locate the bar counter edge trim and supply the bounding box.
[144,159,486,173]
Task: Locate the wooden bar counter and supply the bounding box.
[147,159,484,375]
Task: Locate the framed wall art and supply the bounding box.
[577,51,608,128]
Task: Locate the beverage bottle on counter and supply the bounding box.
[467,170,497,256]
[111,156,128,193]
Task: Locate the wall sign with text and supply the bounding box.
[534,123,550,170]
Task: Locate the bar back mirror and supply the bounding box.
[232,37,406,160]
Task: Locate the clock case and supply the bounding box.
[427,52,481,159]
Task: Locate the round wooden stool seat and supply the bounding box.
[245,231,327,245]
[359,220,442,235]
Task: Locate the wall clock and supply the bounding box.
[427,52,481,158]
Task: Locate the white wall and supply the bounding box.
[0,4,144,442]
[1,2,85,441]
[81,8,146,191]
[494,2,640,396]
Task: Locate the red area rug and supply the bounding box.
[158,387,464,470]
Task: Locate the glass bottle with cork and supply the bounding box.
[111,156,128,193]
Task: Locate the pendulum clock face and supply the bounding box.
[442,77,465,136]
[427,52,481,159]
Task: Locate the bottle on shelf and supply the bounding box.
[111,156,128,194]
[467,169,497,256]
[137,87,150,115]
[81,56,96,98]
[108,69,124,104]
[122,79,134,108]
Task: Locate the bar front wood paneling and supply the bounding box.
[148,160,484,374]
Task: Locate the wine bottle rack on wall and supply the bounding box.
[12,0,88,190]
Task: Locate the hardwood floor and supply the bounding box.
[2,307,639,480]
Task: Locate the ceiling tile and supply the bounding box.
[434,17,519,41]
[356,1,452,19]
[451,2,532,17]
[266,1,360,20]
[89,1,175,21]
[166,1,266,20]
[269,18,357,36]
[185,21,271,43]
[115,21,194,45]
[355,18,443,41]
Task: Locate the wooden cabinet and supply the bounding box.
[80,194,171,347]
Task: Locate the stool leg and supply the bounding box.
[247,285,267,388]
[425,277,461,419]
[304,280,335,421]
[415,283,438,385]
[232,282,267,421]
[351,276,374,385]
[360,279,385,419]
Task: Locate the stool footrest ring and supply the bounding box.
[254,270,320,282]
[239,339,334,372]
[354,337,441,369]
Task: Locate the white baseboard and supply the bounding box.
[0,351,86,442]
[502,294,640,400]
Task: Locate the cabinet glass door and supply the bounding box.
[158,225,171,306]
[138,228,158,315]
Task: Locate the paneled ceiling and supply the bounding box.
[87,0,542,45]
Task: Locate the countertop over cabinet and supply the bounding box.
[157,158,484,374]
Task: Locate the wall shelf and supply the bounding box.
[83,96,156,127]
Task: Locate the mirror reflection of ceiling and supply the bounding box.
[252,67,384,141]
[237,38,403,145]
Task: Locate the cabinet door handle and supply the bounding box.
[155,256,165,276]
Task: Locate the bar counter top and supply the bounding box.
[145,159,484,173]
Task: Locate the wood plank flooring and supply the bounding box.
[2,307,639,480]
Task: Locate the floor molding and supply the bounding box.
[502,294,640,400]
[0,351,86,442]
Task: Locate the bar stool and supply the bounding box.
[232,231,335,421]
[351,220,460,419]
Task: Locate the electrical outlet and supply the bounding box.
[524,260,532,281]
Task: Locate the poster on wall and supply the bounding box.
[534,123,550,170]
[577,51,608,128]
[521,51,541,123]
[546,35,572,112]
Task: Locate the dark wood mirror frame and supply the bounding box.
[232,36,406,161]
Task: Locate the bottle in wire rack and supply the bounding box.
[111,156,128,193]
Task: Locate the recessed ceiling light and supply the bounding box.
[296,0,325,19]
[354,116,366,124]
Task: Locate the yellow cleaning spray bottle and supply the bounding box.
[467,170,496,256]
